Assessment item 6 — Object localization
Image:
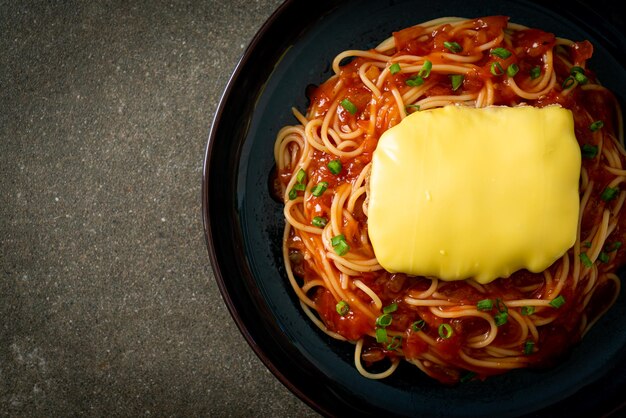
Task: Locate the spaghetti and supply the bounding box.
[273,16,626,384]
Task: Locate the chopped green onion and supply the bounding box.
[460,371,476,383]
[336,300,350,316]
[376,313,393,327]
[293,183,305,191]
[405,104,421,112]
[311,181,328,197]
[438,323,453,339]
[583,241,592,248]
[444,41,462,53]
[521,306,535,316]
[387,335,402,351]
[570,66,588,84]
[331,234,350,256]
[327,159,342,175]
[562,76,576,90]
[606,241,622,252]
[530,66,541,79]
[549,295,566,309]
[490,62,505,76]
[598,252,610,263]
[495,298,508,313]
[490,47,512,59]
[476,299,494,311]
[494,312,508,326]
[406,75,424,87]
[601,186,619,201]
[580,252,593,268]
[411,319,425,332]
[450,74,464,91]
[581,144,598,159]
[574,72,588,84]
[418,60,432,78]
[376,327,388,343]
[296,168,306,184]
[389,62,401,74]
[340,98,358,115]
[288,188,298,200]
[312,216,328,228]
[524,340,535,355]
[383,303,398,314]
[590,120,604,132]
[507,63,519,77]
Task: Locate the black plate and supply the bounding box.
[202,1,626,416]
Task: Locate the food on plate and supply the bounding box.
[273,16,625,383]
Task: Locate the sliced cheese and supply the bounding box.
[368,105,581,284]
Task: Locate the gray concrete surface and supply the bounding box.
[1,1,319,416]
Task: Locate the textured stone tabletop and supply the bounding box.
[1,1,318,416]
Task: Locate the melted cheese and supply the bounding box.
[368,105,581,284]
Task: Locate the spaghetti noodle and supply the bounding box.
[273,16,626,384]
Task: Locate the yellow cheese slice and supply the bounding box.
[368,105,581,284]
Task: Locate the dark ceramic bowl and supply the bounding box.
[202,1,626,416]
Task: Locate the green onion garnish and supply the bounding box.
[418,60,432,78]
[583,241,592,248]
[444,41,462,53]
[387,335,402,351]
[376,313,393,327]
[331,234,350,256]
[340,98,358,115]
[570,66,588,84]
[336,300,350,316]
[524,340,535,355]
[383,303,398,314]
[293,183,305,191]
[438,323,453,339]
[327,159,342,175]
[581,144,598,159]
[376,327,388,343]
[562,76,576,90]
[521,306,536,316]
[490,62,505,76]
[490,47,512,59]
[590,120,604,132]
[530,66,541,79]
[405,104,421,112]
[574,72,588,84]
[580,252,593,268]
[606,241,622,252]
[450,74,464,91]
[412,319,425,332]
[494,312,508,326]
[389,62,401,74]
[507,63,519,77]
[549,295,566,309]
[496,298,508,313]
[296,168,306,184]
[598,252,610,263]
[311,181,328,197]
[460,371,476,383]
[406,75,424,87]
[477,299,494,311]
[288,188,298,200]
[312,216,328,228]
[601,186,619,201]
